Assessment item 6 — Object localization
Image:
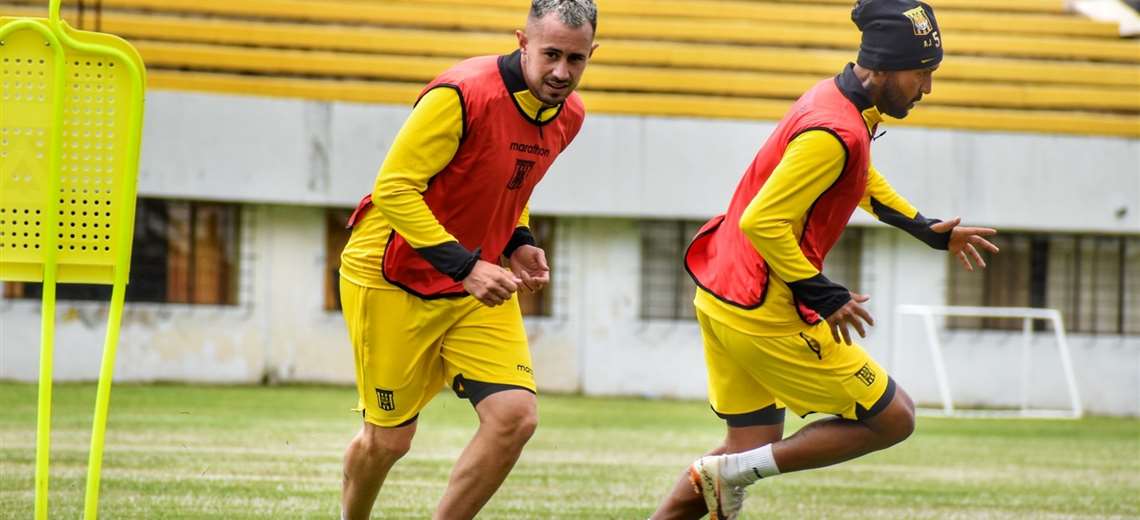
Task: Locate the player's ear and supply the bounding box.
[516,29,528,52]
[869,69,886,85]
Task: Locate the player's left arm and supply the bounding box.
[860,165,999,271]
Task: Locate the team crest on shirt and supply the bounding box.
[375,388,396,411]
[507,159,536,190]
[903,6,933,36]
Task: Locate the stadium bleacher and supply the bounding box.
[2,0,1137,136]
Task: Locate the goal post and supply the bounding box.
[893,305,1083,419]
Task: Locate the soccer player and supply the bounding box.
[335,1,597,518]
[651,1,998,518]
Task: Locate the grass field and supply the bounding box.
[0,383,1137,519]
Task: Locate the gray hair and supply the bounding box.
[529,0,598,33]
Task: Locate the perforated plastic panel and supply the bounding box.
[0,16,144,284]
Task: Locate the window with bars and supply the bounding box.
[324,212,557,317]
[948,233,1140,335]
[639,221,865,320]
[513,217,556,317]
[640,220,703,320]
[3,199,241,305]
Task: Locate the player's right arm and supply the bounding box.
[373,87,519,305]
[738,130,873,343]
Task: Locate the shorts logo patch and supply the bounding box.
[516,364,533,375]
[375,388,396,411]
[854,363,877,387]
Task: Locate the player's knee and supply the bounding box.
[892,388,917,442]
[368,435,412,462]
[866,387,915,447]
[485,402,538,446]
[503,406,539,444]
[881,397,916,446]
[359,426,414,462]
[516,411,539,443]
[866,410,913,450]
[891,406,916,443]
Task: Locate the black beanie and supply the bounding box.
[852,0,943,71]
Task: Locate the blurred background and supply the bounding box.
[1,0,1138,415]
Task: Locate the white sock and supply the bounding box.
[721,444,780,486]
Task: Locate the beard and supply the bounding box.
[880,77,920,119]
[535,77,573,105]
[535,89,567,106]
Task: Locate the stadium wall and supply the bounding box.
[2,91,1137,416]
[131,92,1139,232]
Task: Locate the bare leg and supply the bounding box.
[651,423,785,520]
[773,386,914,472]
[434,390,538,520]
[652,387,916,519]
[341,420,417,520]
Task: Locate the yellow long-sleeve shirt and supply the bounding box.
[696,106,945,336]
[340,86,553,289]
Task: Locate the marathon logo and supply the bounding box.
[510,142,551,157]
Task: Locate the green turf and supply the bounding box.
[0,383,1137,519]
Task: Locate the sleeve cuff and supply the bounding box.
[870,198,951,250]
[786,273,851,318]
[502,226,537,259]
[415,242,482,281]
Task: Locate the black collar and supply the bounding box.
[498,50,529,93]
[497,50,563,127]
[834,63,875,113]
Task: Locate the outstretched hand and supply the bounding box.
[931,217,999,272]
[509,245,550,293]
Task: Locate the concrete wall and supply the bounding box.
[4,215,1137,415]
[3,90,1138,416]
[135,91,1140,232]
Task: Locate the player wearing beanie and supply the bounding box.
[650,2,999,518]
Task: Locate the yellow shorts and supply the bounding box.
[339,277,536,427]
[698,308,895,425]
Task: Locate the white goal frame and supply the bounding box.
[894,305,1083,419]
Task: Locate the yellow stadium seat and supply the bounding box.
[1,0,1135,136]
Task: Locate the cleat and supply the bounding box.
[688,455,746,520]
